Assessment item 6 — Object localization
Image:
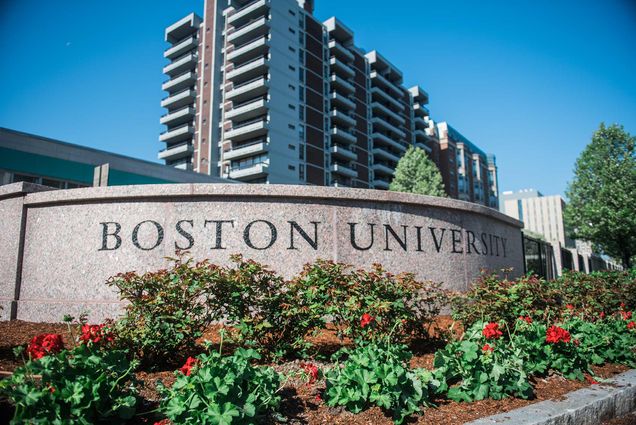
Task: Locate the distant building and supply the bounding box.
[500,189,573,247]
[158,0,499,208]
[0,128,233,188]
[437,122,499,208]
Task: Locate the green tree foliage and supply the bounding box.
[389,146,447,197]
[565,123,636,269]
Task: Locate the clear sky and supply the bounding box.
[1,0,635,197]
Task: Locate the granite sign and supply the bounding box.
[0,183,524,322]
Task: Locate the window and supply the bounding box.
[288,46,296,53]
[288,144,296,150]
[289,27,296,34]
[288,164,296,171]
[288,124,296,130]
[299,145,305,160]
[289,65,296,72]
[288,103,296,110]
[288,84,296,91]
[299,165,305,180]
[288,9,296,16]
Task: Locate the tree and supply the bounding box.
[565,123,636,269]
[389,146,447,197]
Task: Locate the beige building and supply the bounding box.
[501,189,573,247]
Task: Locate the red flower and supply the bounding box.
[599,312,606,319]
[27,334,64,359]
[482,343,494,353]
[315,394,322,403]
[300,362,319,384]
[482,323,503,340]
[153,420,170,425]
[627,321,635,330]
[585,375,599,385]
[546,326,571,344]
[620,302,626,309]
[565,304,574,310]
[360,313,374,328]
[518,316,533,324]
[178,357,199,376]
[79,324,114,345]
[621,311,632,320]
[574,339,580,346]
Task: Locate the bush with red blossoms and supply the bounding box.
[628,321,635,330]
[27,334,64,360]
[79,324,114,346]
[481,343,494,353]
[546,326,571,344]
[360,313,374,328]
[178,357,198,376]
[482,323,503,340]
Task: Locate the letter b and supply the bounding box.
[99,222,122,251]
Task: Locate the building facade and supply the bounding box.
[0,128,232,188]
[159,0,499,208]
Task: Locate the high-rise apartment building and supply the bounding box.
[158,0,499,208]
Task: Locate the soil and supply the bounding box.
[0,319,631,425]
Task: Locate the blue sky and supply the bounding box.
[1,0,634,197]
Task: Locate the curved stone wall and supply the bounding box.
[0,183,523,322]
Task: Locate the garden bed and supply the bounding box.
[0,320,629,425]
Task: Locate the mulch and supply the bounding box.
[0,319,631,424]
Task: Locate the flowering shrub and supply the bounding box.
[434,322,533,402]
[482,323,503,340]
[79,324,114,346]
[325,343,437,424]
[27,333,64,359]
[289,260,447,345]
[0,345,138,424]
[157,347,281,424]
[546,326,571,344]
[107,255,219,365]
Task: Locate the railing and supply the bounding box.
[160,123,192,136]
[228,75,267,91]
[234,0,264,14]
[231,117,266,130]
[159,141,192,153]
[168,51,197,65]
[229,55,267,74]
[231,96,267,110]
[230,16,266,34]
[160,105,193,119]
[230,159,267,172]
[231,35,267,52]
[161,87,194,102]
[232,138,267,150]
[162,70,194,85]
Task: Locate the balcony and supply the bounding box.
[328,40,354,62]
[373,179,391,190]
[225,118,269,142]
[166,13,201,44]
[159,124,194,144]
[370,70,404,98]
[226,36,269,63]
[226,98,268,121]
[330,92,356,110]
[372,163,395,177]
[224,140,268,160]
[158,142,194,161]
[413,115,429,131]
[160,106,195,127]
[225,76,269,103]
[331,163,358,178]
[229,162,269,180]
[414,103,430,117]
[329,57,355,79]
[227,0,270,27]
[163,52,197,76]
[162,71,196,93]
[330,110,356,127]
[226,56,268,82]
[331,127,357,145]
[372,147,401,163]
[227,17,269,45]
[415,141,432,153]
[330,74,355,94]
[372,117,406,139]
[165,36,198,60]
[161,88,196,109]
[372,132,407,152]
[330,145,357,161]
[371,87,404,111]
[371,102,405,126]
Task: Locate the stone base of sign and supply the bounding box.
[0,182,524,322]
[468,370,636,425]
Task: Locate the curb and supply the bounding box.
[466,370,636,425]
